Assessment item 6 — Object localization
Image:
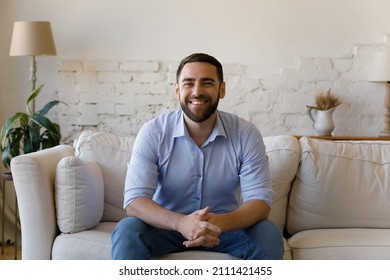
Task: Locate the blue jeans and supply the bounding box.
[111,217,284,260]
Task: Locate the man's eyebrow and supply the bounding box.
[181,78,195,82]
[181,77,216,82]
[200,77,216,82]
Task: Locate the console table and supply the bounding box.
[295,136,390,141]
[1,172,18,260]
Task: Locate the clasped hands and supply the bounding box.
[179,206,222,248]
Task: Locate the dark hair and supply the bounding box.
[176,53,224,83]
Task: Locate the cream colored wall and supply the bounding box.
[1,0,390,173]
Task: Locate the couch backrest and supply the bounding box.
[287,136,390,235]
[74,131,300,228]
[75,131,134,221]
[263,135,300,230]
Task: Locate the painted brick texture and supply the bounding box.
[56,44,387,143]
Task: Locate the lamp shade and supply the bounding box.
[9,21,56,56]
[368,51,390,82]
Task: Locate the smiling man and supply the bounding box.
[111,53,284,260]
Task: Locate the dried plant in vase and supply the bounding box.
[307,89,342,111]
[306,89,342,136]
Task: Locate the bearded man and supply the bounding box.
[111,53,283,260]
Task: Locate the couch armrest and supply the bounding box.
[11,145,75,259]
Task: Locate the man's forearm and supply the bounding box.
[184,200,270,248]
[126,196,183,231]
[208,199,271,233]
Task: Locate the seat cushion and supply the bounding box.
[52,222,292,259]
[52,222,239,260]
[52,222,114,259]
[289,228,390,259]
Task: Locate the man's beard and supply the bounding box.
[180,94,220,123]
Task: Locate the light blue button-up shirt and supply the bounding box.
[123,109,273,215]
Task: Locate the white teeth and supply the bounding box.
[191,101,205,104]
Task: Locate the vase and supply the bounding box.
[307,107,335,136]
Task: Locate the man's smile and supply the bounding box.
[189,99,208,105]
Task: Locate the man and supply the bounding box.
[111,53,284,259]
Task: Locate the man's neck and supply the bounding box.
[183,112,217,147]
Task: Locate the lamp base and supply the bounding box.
[380,84,390,137]
[380,130,390,137]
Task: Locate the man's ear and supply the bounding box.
[174,83,180,99]
[219,82,226,99]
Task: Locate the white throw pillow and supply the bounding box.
[55,156,104,234]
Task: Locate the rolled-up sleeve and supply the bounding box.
[123,123,159,209]
[239,125,273,207]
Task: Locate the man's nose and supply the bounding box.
[192,82,202,96]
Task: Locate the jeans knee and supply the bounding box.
[263,220,282,238]
[247,219,284,260]
[111,217,150,260]
[259,220,283,246]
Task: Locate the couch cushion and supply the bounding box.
[52,222,114,259]
[55,156,104,233]
[287,137,390,234]
[74,131,135,222]
[52,222,292,259]
[263,135,300,230]
[289,228,390,259]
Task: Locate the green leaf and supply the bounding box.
[37,100,62,116]
[0,112,28,149]
[31,114,59,133]
[41,129,61,149]
[26,84,44,114]
[9,131,22,156]
[1,127,24,169]
[24,125,41,153]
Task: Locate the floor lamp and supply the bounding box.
[9,21,57,114]
[368,50,390,137]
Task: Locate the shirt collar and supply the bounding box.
[172,110,186,138]
[172,110,227,142]
[208,111,227,141]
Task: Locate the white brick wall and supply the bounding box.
[57,44,387,143]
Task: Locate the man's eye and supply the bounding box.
[183,82,193,87]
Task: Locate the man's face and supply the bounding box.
[175,62,225,123]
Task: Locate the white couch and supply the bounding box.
[10,131,390,260]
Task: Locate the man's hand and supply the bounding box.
[128,197,270,250]
[127,198,221,248]
[177,206,221,248]
[182,200,271,249]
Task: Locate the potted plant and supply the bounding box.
[0,84,62,169]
